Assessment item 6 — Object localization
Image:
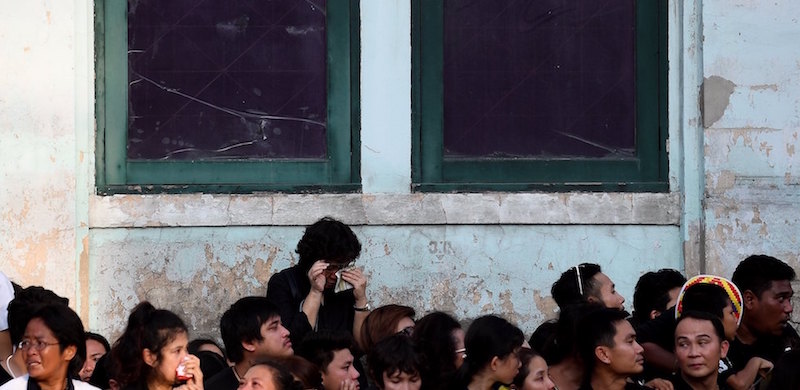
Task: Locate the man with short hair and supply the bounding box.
[577,308,649,390]
[552,263,626,311]
[206,296,293,390]
[727,254,799,389]
[671,311,729,390]
[631,269,686,327]
[297,331,361,390]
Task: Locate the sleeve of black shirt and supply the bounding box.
[266,267,314,345]
[635,306,677,351]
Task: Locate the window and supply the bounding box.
[412,0,668,192]
[96,0,360,193]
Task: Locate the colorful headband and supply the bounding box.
[675,274,743,325]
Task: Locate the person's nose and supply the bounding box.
[349,365,360,380]
[784,298,793,314]
[280,324,290,338]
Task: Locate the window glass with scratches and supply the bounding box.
[96,0,359,192]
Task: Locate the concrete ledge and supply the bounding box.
[89,192,681,228]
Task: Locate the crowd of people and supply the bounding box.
[0,217,797,390]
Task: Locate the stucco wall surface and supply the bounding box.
[0,0,80,303]
[89,225,681,340]
[701,0,800,323]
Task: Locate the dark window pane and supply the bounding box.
[443,0,636,159]
[127,0,327,160]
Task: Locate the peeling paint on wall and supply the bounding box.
[702,75,736,128]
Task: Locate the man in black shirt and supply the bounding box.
[206,297,294,390]
[726,255,799,390]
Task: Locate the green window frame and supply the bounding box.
[411,1,668,192]
[95,1,361,194]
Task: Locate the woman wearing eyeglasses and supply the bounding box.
[0,304,100,390]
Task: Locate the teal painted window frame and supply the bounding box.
[412,0,668,192]
[95,1,361,194]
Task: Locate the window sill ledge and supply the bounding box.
[89,192,680,228]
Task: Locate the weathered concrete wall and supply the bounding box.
[89,224,681,340]
[0,0,83,307]
[701,1,800,322]
[7,0,800,343]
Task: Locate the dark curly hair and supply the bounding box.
[296,217,361,272]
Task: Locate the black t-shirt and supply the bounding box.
[633,307,677,380]
[726,325,800,376]
[206,367,240,390]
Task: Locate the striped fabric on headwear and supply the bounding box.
[675,274,744,325]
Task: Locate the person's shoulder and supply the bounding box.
[0,376,27,390]
[73,380,102,390]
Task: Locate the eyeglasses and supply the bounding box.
[398,326,415,337]
[18,339,60,352]
[326,261,355,272]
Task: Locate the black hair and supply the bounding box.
[632,269,686,323]
[248,359,304,390]
[456,315,524,387]
[675,311,726,342]
[220,296,281,363]
[512,348,547,389]
[28,304,87,379]
[296,330,354,373]
[109,301,188,387]
[576,308,630,378]
[540,303,602,365]
[296,217,362,272]
[7,286,69,344]
[732,255,795,298]
[86,332,111,354]
[681,283,731,319]
[412,312,462,390]
[367,334,421,388]
[551,263,602,309]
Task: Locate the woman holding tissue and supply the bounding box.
[266,217,371,350]
[109,302,202,390]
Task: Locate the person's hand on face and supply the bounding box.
[341,267,367,303]
[174,354,203,390]
[308,260,331,294]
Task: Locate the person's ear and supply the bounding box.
[587,295,600,305]
[720,340,730,359]
[743,290,758,310]
[489,356,501,372]
[241,339,257,353]
[595,346,612,365]
[142,348,158,367]
[649,309,661,320]
[61,345,77,362]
